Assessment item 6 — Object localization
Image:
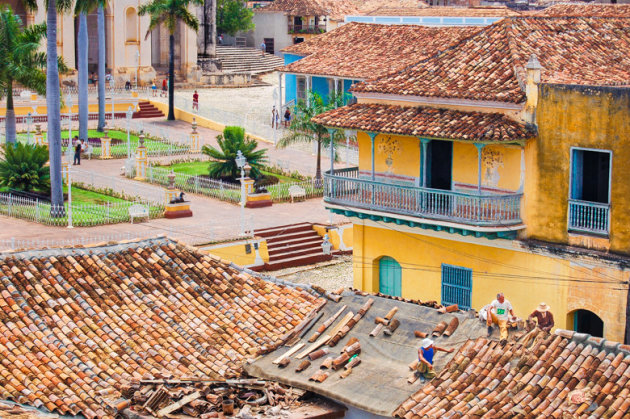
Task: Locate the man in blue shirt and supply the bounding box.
[417,338,453,379]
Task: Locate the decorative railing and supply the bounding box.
[288,23,325,34]
[568,199,610,236]
[324,168,522,227]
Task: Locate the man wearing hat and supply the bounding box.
[417,338,454,379]
[528,302,554,332]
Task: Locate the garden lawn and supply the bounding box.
[158,161,298,183]
[16,129,187,158]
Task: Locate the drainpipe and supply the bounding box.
[523,54,542,128]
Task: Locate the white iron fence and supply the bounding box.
[0,193,164,227]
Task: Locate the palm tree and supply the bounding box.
[139,0,203,121]
[97,2,106,132]
[277,91,344,184]
[0,143,50,192]
[75,0,91,142]
[46,0,74,215]
[0,7,47,144]
[202,126,267,180]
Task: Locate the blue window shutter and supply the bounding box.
[571,149,584,200]
[441,264,472,310]
[379,257,402,297]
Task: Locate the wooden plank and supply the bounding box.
[156,391,202,417]
[272,342,305,364]
[307,305,346,342]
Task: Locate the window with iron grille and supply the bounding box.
[441,264,472,310]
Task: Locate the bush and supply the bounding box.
[0,143,50,192]
[202,126,267,181]
[254,174,279,188]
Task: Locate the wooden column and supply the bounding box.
[475,143,485,193]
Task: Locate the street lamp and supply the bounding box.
[111,84,115,122]
[26,112,33,144]
[321,233,332,255]
[66,151,74,229]
[136,49,140,90]
[67,95,73,145]
[126,106,134,159]
[235,150,250,236]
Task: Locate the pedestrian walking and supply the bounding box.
[161,78,168,97]
[73,137,83,165]
[271,106,279,128]
[192,90,199,112]
[283,108,291,127]
[260,40,266,56]
[151,81,157,97]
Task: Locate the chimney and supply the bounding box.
[523,54,542,127]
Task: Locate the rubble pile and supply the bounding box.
[111,378,306,418]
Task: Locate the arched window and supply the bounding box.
[568,309,604,337]
[126,8,138,43]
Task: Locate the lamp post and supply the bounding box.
[67,95,73,144]
[66,152,74,229]
[26,112,33,144]
[111,85,115,122]
[126,106,134,159]
[235,150,247,236]
[136,50,140,90]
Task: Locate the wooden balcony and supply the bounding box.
[324,168,523,228]
[288,23,325,34]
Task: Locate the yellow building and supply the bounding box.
[312,14,630,342]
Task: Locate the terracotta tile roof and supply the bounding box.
[394,328,630,418]
[280,23,479,79]
[311,103,533,143]
[260,0,424,21]
[0,238,323,418]
[367,5,521,16]
[259,0,329,17]
[533,4,630,17]
[352,17,630,104]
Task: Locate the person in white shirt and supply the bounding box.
[487,292,516,343]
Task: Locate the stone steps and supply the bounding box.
[133,101,164,119]
[254,223,332,271]
[215,46,284,75]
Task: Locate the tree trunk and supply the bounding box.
[168,33,175,121]
[210,0,217,57]
[5,81,16,145]
[78,12,89,141]
[97,5,106,131]
[46,0,64,216]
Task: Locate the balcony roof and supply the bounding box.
[312,103,534,143]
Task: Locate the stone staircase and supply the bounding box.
[216,46,284,75]
[255,222,332,271]
[133,101,165,119]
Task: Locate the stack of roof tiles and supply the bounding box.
[311,103,533,142]
[0,239,323,418]
[395,329,630,418]
[281,22,479,80]
[352,17,630,103]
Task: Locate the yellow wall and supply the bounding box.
[353,222,629,342]
[1,101,138,116]
[200,240,269,267]
[357,132,522,191]
[525,85,630,253]
[313,224,353,250]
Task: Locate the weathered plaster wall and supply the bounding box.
[353,221,629,341]
[525,84,630,254]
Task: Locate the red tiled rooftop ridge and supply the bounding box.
[532,4,630,17]
[367,5,521,17]
[395,328,630,418]
[259,0,422,21]
[281,23,479,80]
[352,16,630,104]
[0,238,323,418]
[311,103,533,143]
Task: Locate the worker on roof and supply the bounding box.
[528,302,555,333]
[486,292,517,344]
[417,338,453,380]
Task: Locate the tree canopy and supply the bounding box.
[216,0,254,36]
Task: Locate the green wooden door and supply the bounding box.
[379,256,402,297]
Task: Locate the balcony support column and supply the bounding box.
[475,143,485,194]
[306,75,311,106]
[420,138,430,188]
[368,132,377,181]
[327,128,337,174]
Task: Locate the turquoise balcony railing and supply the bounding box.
[324,168,522,227]
[568,199,610,236]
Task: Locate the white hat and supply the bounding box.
[537,302,550,312]
[421,338,434,349]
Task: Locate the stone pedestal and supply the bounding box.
[34,124,46,147]
[100,130,112,159]
[164,171,192,218]
[134,134,148,180]
[189,118,201,153]
[242,177,272,208]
